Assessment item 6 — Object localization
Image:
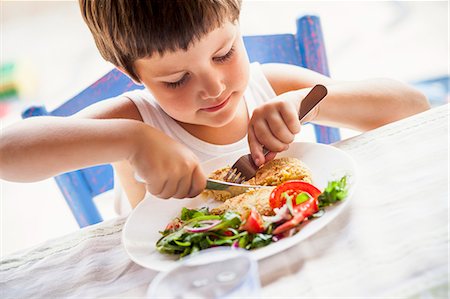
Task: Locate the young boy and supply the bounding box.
[0,0,429,209]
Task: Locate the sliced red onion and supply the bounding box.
[185,220,221,233]
[263,205,292,224]
[231,240,239,248]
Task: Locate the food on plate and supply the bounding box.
[204,157,312,201]
[248,157,312,186]
[210,187,276,217]
[156,176,349,258]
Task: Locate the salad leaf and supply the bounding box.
[250,233,273,249]
[180,207,209,221]
[318,176,348,209]
[156,176,349,258]
[156,209,245,257]
[212,211,241,230]
[238,232,250,248]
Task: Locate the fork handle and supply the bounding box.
[298,84,328,123]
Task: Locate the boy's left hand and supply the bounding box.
[248,91,304,167]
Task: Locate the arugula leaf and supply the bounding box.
[238,232,250,248]
[212,211,242,230]
[249,233,273,249]
[180,207,209,221]
[318,176,348,209]
[156,210,244,256]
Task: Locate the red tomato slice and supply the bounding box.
[272,195,319,235]
[269,180,321,210]
[241,209,265,234]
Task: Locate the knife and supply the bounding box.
[205,178,267,196]
[134,174,267,197]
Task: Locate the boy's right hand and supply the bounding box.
[129,125,206,199]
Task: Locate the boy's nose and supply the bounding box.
[199,76,225,100]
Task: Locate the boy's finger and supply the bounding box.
[156,177,178,199]
[187,165,206,198]
[172,172,192,199]
[248,126,264,166]
[253,119,289,152]
[262,151,277,165]
[146,178,167,198]
[279,104,301,134]
[266,111,296,144]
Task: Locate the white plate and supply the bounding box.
[122,142,358,271]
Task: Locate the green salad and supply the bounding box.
[156,176,348,258]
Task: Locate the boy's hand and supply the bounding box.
[129,126,206,199]
[248,90,314,166]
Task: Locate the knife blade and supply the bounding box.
[205,178,268,197]
[134,174,267,197]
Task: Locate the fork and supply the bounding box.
[224,84,328,183]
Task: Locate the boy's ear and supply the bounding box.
[116,66,143,86]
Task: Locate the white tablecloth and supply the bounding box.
[1,105,448,298]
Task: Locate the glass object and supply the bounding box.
[147,247,261,298]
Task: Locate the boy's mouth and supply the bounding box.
[201,94,231,112]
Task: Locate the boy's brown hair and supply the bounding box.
[79,0,242,82]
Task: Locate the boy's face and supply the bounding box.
[133,21,250,128]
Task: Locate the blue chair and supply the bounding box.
[411,76,449,107]
[22,15,340,227]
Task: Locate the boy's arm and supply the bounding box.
[0,97,206,201]
[72,96,147,206]
[248,63,430,164]
[261,63,430,131]
[0,116,143,182]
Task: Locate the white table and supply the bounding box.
[1,105,448,298]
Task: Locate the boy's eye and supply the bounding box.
[213,46,235,63]
[164,73,189,89]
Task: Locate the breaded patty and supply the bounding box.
[203,157,312,202]
[209,157,312,186]
[201,167,235,201]
[210,187,276,216]
[209,167,231,181]
[249,157,312,186]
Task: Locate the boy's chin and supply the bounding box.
[177,114,233,128]
[206,109,240,128]
[199,118,232,128]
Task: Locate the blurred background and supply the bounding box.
[1,0,448,257]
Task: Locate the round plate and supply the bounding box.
[122,142,358,271]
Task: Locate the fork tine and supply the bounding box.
[224,168,236,182]
[236,175,246,184]
[228,169,239,183]
[233,171,242,183]
[224,167,246,183]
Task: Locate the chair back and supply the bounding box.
[23,69,143,227]
[22,15,340,227]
